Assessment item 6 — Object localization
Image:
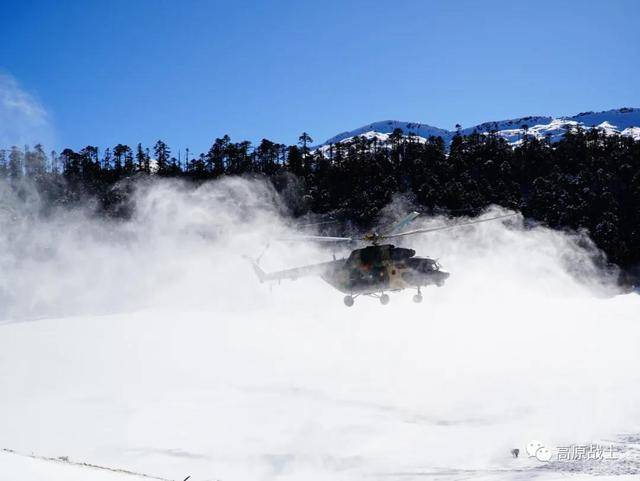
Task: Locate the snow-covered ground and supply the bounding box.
[0,449,167,481]
[1,179,639,481]
[317,108,640,149]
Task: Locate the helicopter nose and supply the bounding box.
[434,270,449,287]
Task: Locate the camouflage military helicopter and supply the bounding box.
[250,212,516,306]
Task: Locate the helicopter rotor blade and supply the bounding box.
[382,211,421,235]
[277,235,354,243]
[383,212,518,239]
[297,219,339,227]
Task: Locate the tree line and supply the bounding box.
[1,126,639,282]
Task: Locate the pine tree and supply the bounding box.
[123,146,134,174]
[298,132,313,158]
[99,148,111,171]
[153,140,171,175]
[8,146,24,179]
[50,150,59,174]
[287,145,304,177]
[136,143,149,174]
[24,144,48,178]
[0,150,6,178]
[113,144,129,174]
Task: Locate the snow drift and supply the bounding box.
[0,178,639,481]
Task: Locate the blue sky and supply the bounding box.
[1,0,639,153]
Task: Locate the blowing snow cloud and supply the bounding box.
[0,72,54,148]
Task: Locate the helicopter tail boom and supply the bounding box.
[246,256,341,283]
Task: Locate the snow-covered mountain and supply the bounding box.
[318,108,640,149]
[323,120,452,145]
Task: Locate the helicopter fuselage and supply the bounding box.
[319,244,450,295]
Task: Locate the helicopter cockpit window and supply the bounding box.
[423,259,437,270]
[407,258,437,271]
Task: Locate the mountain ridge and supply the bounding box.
[319,107,640,147]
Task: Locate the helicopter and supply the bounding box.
[250,211,516,306]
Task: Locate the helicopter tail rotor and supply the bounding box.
[251,262,268,283]
[242,254,268,282]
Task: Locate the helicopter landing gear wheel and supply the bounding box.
[380,294,390,305]
[343,295,354,307]
[413,286,423,303]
